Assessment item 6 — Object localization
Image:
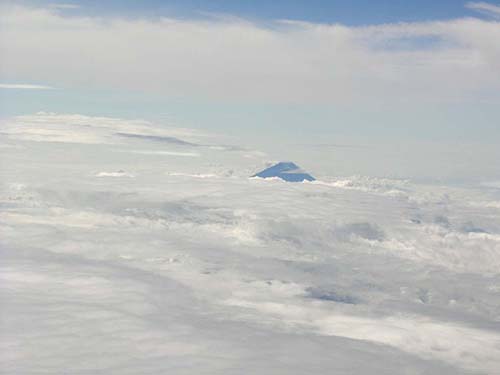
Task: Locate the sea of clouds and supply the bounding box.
[1,113,500,374]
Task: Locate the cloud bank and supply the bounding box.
[1,4,500,104]
[1,113,500,373]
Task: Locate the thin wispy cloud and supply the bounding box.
[0,83,54,90]
[48,3,80,10]
[466,1,500,18]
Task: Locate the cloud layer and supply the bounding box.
[1,113,500,373]
[1,4,500,104]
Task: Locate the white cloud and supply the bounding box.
[2,113,500,373]
[95,170,134,178]
[466,2,500,18]
[0,112,205,145]
[129,150,200,157]
[48,3,81,10]
[0,5,499,104]
[0,83,54,89]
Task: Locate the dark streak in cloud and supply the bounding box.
[114,132,198,146]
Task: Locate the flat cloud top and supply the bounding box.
[1,112,500,373]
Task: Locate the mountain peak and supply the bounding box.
[252,162,315,182]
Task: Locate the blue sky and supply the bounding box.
[16,0,495,24]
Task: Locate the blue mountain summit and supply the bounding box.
[252,162,315,182]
